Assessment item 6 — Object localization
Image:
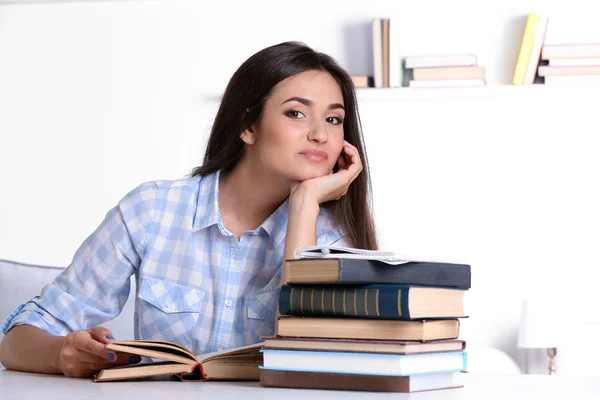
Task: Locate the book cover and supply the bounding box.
[513,12,539,85]
[285,258,471,288]
[279,284,466,320]
[94,340,263,382]
[261,349,467,376]
[260,369,463,392]
[542,44,600,60]
[404,54,477,69]
[524,15,548,84]
[261,336,466,355]
[412,66,486,81]
[275,317,460,341]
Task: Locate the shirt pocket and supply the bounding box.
[139,276,206,314]
[245,288,279,342]
[137,276,207,346]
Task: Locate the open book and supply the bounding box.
[94,340,263,382]
[294,245,409,265]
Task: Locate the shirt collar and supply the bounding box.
[192,170,289,248]
[192,170,338,249]
[192,170,220,232]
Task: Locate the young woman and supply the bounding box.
[0,41,377,378]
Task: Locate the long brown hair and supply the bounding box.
[191,41,377,250]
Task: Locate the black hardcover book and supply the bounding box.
[285,258,470,289]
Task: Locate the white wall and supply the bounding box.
[1,0,599,375]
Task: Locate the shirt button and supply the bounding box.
[165,302,173,309]
[225,300,232,307]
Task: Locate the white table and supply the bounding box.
[1,369,599,399]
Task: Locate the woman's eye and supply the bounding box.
[326,116,344,125]
[286,110,305,119]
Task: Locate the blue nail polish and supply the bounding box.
[107,353,116,361]
[105,335,115,340]
[129,355,142,363]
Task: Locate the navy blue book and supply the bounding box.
[279,284,466,320]
[284,257,471,289]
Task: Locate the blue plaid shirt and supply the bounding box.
[2,170,344,354]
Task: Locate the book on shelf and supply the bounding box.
[409,79,486,88]
[372,18,384,88]
[544,75,600,85]
[383,18,390,87]
[524,14,548,85]
[412,66,486,81]
[513,12,539,85]
[389,18,401,87]
[260,369,463,393]
[279,284,466,320]
[93,340,263,382]
[548,58,600,67]
[350,75,375,88]
[285,252,471,288]
[275,317,460,341]
[261,336,466,355]
[542,43,600,59]
[404,55,477,69]
[261,348,467,376]
[538,65,600,76]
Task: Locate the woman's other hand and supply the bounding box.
[290,140,363,205]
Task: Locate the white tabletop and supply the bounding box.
[1,369,599,400]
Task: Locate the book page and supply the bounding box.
[293,245,410,265]
[197,342,264,363]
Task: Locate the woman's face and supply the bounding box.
[243,70,346,182]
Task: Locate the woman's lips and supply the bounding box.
[299,149,329,162]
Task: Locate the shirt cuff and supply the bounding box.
[2,300,68,336]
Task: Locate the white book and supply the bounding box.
[544,75,600,85]
[549,58,600,66]
[409,79,486,88]
[524,15,548,84]
[389,18,402,87]
[404,54,477,69]
[262,349,467,376]
[293,245,400,262]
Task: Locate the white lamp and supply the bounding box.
[517,298,563,375]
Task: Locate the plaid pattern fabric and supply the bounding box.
[2,170,345,354]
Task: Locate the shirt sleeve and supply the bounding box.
[1,182,158,336]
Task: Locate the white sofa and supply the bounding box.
[0,258,521,374]
[0,258,136,342]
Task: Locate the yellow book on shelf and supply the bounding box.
[513,12,539,85]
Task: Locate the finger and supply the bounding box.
[89,326,116,343]
[71,331,116,361]
[337,153,348,170]
[73,348,140,365]
[343,144,363,178]
[343,140,359,153]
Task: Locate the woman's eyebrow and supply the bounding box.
[281,96,345,111]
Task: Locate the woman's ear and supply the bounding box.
[240,128,256,145]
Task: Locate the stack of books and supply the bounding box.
[259,246,471,393]
[538,44,600,86]
[403,54,486,88]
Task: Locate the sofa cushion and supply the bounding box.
[0,258,136,342]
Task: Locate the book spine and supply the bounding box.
[279,285,412,319]
[513,12,539,85]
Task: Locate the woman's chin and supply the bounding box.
[290,168,331,182]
